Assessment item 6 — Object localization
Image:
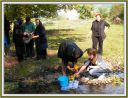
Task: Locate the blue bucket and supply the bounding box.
[58,75,69,87]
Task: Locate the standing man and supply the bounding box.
[90,13,110,55]
[22,17,35,58]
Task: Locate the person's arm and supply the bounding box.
[104,21,110,33]
[32,26,46,39]
[74,60,90,77]
[76,65,87,75]
[67,66,75,72]
[32,35,39,39]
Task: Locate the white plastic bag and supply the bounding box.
[68,80,79,89]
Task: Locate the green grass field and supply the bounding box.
[46,19,124,64]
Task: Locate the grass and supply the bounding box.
[46,19,124,64]
[4,19,124,93]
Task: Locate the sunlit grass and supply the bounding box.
[8,19,124,69]
[46,19,123,64]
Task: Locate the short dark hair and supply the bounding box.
[25,17,30,22]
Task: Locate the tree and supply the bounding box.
[74,4,93,19]
[4,4,59,21]
[97,7,110,19]
[109,4,124,20]
[4,4,94,21]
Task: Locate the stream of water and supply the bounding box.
[43,73,125,94]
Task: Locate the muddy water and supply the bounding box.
[5,73,124,94]
[45,73,125,94]
[75,84,124,94]
[47,81,124,94]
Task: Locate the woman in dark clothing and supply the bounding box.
[89,13,110,55]
[33,19,48,60]
[13,18,25,62]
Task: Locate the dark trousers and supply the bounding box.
[36,44,47,59]
[15,44,25,62]
[25,40,35,58]
[42,49,47,58]
[92,36,104,55]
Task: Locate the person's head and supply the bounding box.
[95,13,101,22]
[35,18,42,26]
[86,48,97,60]
[25,17,31,23]
[17,18,23,26]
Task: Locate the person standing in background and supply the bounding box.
[89,13,110,55]
[22,17,35,58]
[13,18,25,62]
[32,19,48,60]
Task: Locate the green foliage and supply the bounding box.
[4,4,94,21]
[109,4,124,20]
[97,7,110,19]
[74,4,93,19]
[4,82,19,93]
[4,4,58,21]
[4,4,124,21]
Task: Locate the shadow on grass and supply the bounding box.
[46,29,87,50]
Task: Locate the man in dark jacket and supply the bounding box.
[90,13,110,55]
